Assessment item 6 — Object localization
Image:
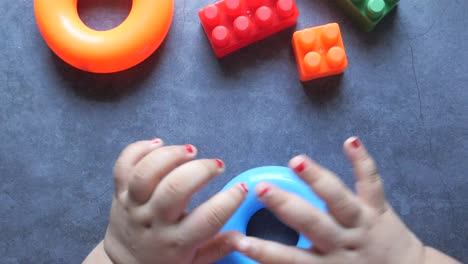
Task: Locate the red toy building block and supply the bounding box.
[292,23,348,82]
[199,0,299,58]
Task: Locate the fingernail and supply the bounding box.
[151,138,161,144]
[258,186,270,197]
[294,161,306,173]
[185,144,194,153]
[239,183,249,193]
[237,238,250,252]
[351,138,361,149]
[215,159,224,168]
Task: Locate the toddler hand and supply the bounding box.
[235,137,460,264]
[95,140,248,264]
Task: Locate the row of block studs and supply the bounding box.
[202,0,296,25]
[292,23,348,82]
[199,0,299,57]
[203,0,296,47]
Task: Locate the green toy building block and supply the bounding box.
[337,0,399,31]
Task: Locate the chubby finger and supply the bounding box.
[113,139,163,196]
[255,183,343,253]
[289,156,363,227]
[128,144,197,204]
[179,183,248,244]
[343,137,387,212]
[193,231,243,264]
[151,159,225,221]
[236,236,320,264]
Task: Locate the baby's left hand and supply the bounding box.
[85,139,248,264]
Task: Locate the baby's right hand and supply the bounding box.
[103,139,248,264]
[235,137,461,264]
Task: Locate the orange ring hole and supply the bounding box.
[77,0,132,31]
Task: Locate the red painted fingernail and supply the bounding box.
[258,186,270,197]
[239,183,249,193]
[351,138,361,149]
[294,161,306,173]
[185,144,194,153]
[215,159,224,168]
[151,138,161,144]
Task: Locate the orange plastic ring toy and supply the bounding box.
[34,0,173,73]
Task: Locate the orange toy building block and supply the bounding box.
[292,23,348,82]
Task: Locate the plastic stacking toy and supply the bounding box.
[34,0,173,73]
[292,23,348,82]
[217,166,326,264]
[337,0,399,31]
[199,0,300,58]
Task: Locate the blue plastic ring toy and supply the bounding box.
[217,166,327,264]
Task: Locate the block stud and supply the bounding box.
[326,46,346,68]
[304,52,322,73]
[322,23,340,46]
[225,0,242,16]
[299,31,316,50]
[277,0,295,18]
[233,16,252,38]
[366,0,385,20]
[212,26,231,47]
[255,6,274,28]
[202,5,220,27]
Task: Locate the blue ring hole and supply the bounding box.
[246,208,299,246]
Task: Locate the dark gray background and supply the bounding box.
[1,0,467,263]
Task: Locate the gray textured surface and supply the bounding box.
[1,0,468,263]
